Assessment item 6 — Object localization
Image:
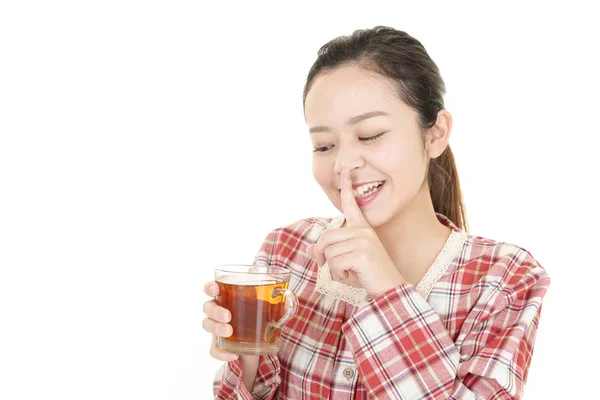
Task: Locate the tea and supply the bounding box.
[216,274,289,354]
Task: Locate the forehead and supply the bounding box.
[304,65,403,127]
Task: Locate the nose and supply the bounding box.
[333,142,365,175]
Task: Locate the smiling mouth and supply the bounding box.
[337,180,387,198]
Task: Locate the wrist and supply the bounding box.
[371,273,406,298]
[238,354,261,393]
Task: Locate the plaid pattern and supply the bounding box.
[213,215,550,399]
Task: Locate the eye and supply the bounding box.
[359,132,387,142]
[312,132,387,153]
[313,145,333,153]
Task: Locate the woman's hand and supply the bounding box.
[307,168,406,297]
[202,281,239,362]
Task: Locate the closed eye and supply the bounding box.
[312,132,387,153]
[313,145,333,153]
[359,132,387,142]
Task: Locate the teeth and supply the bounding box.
[353,181,384,198]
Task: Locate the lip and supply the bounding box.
[354,181,385,207]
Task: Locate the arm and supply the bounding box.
[240,355,260,393]
[342,261,550,399]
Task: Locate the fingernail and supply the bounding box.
[220,326,232,337]
[220,311,231,322]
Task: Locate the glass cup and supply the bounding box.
[213,264,298,355]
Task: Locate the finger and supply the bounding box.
[210,347,239,362]
[341,168,369,227]
[323,240,356,281]
[308,242,327,267]
[210,336,239,361]
[330,267,361,287]
[313,228,362,266]
[202,318,234,337]
[323,239,356,267]
[202,300,232,323]
[311,244,326,267]
[308,244,327,268]
[204,281,219,297]
[328,251,361,286]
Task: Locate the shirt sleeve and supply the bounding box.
[212,229,283,399]
[213,355,281,400]
[342,260,550,399]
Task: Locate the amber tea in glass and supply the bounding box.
[214,265,297,355]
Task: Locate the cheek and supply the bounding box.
[370,141,426,178]
[369,144,408,171]
[312,157,333,189]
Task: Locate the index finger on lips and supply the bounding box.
[340,168,368,227]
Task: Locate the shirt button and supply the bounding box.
[343,368,355,380]
[365,294,374,302]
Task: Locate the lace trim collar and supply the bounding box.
[314,215,467,306]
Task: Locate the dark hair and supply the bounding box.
[303,26,468,231]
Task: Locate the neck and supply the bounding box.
[374,184,451,281]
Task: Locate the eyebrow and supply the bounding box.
[309,110,389,134]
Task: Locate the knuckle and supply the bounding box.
[360,237,370,247]
[315,242,324,255]
[201,318,212,333]
[362,227,374,238]
[328,254,337,267]
[202,300,213,315]
[318,232,331,245]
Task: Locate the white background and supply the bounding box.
[1,1,598,398]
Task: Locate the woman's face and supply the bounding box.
[304,65,429,228]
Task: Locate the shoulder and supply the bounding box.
[264,216,334,240]
[457,232,551,295]
[254,216,338,261]
[283,216,333,235]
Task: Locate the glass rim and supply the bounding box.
[214,264,291,275]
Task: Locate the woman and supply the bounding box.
[204,26,550,399]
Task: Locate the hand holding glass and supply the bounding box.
[213,265,298,355]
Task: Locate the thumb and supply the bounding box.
[307,244,326,267]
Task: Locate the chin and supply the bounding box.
[362,209,390,228]
[363,198,409,228]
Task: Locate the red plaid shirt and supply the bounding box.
[213,214,550,399]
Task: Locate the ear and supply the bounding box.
[425,110,453,159]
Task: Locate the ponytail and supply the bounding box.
[428,146,468,231]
